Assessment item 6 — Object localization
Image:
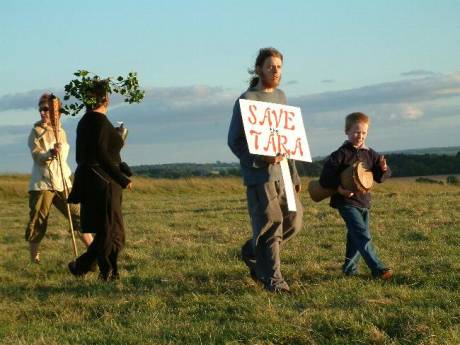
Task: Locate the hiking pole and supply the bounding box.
[49,95,78,258]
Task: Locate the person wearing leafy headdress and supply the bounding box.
[68,80,133,281]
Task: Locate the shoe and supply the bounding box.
[99,273,110,282]
[110,272,120,281]
[265,280,290,293]
[376,268,393,281]
[29,243,40,264]
[68,261,85,277]
[89,261,98,272]
[32,252,40,265]
[343,269,358,276]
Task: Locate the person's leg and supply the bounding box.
[53,192,93,247]
[29,242,40,264]
[108,249,119,280]
[278,183,303,245]
[342,231,360,275]
[68,202,101,276]
[97,251,112,281]
[250,182,287,291]
[80,233,93,247]
[257,225,286,291]
[69,230,106,277]
[241,238,256,276]
[338,205,385,275]
[243,188,258,279]
[25,190,54,263]
[105,183,125,280]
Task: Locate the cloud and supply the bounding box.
[1,72,460,171]
[107,86,235,145]
[402,105,423,120]
[0,125,30,145]
[291,72,460,115]
[0,89,48,111]
[400,69,439,77]
[285,80,299,85]
[321,79,335,83]
[0,88,129,112]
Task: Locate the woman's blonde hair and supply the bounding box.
[38,93,62,110]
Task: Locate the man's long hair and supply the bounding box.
[248,47,283,88]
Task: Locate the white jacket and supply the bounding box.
[28,121,72,192]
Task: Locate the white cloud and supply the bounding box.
[400,69,439,77]
[402,105,423,120]
[1,72,459,172]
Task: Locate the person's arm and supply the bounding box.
[371,150,391,183]
[227,100,268,169]
[319,152,342,189]
[96,120,131,188]
[319,150,354,197]
[28,128,54,164]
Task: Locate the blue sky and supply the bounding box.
[1,0,459,172]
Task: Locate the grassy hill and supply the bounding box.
[384,146,460,156]
[1,175,459,344]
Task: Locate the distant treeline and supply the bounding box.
[132,152,460,179]
[132,162,241,179]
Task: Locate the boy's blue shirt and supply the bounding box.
[319,141,391,209]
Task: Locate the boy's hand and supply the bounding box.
[379,155,388,172]
[338,185,354,198]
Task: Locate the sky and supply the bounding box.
[1,0,459,172]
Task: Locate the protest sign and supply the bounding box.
[239,99,312,162]
[239,99,312,211]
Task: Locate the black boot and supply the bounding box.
[68,261,85,277]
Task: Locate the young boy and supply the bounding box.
[319,112,393,280]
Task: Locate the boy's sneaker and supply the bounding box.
[376,268,393,281]
[343,269,358,277]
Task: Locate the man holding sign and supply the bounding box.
[228,48,307,292]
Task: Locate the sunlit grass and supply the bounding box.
[1,175,459,344]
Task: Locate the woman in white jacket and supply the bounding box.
[25,93,92,263]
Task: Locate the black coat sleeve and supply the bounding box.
[319,150,343,189]
[96,119,130,188]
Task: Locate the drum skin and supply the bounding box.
[341,161,373,193]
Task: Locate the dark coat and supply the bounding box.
[319,141,391,209]
[68,111,131,240]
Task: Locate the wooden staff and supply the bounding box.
[48,94,78,258]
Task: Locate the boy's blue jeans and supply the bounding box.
[337,204,386,276]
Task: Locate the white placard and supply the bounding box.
[280,159,297,212]
[239,99,312,162]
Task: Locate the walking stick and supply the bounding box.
[48,95,79,258]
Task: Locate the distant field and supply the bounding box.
[1,175,459,344]
[384,146,460,156]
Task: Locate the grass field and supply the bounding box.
[0,175,459,344]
